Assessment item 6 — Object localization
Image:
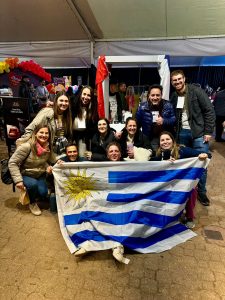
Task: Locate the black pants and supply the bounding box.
[215,115,225,141]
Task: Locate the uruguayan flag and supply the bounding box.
[53,158,209,254]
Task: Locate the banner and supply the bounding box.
[1,97,31,154]
[53,158,209,255]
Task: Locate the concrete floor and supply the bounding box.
[0,140,225,300]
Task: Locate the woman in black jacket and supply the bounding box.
[85,118,116,161]
[119,117,152,160]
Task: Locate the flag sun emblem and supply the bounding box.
[63,168,98,202]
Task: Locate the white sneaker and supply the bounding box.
[29,203,41,216]
[112,246,130,264]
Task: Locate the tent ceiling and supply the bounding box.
[1,0,225,67]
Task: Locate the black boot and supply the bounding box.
[198,193,210,206]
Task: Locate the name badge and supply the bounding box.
[77,118,86,129]
[152,111,159,123]
[177,96,184,109]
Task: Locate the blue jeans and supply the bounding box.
[179,129,209,194]
[23,175,48,203]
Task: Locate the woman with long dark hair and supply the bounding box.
[119,117,152,160]
[71,86,99,155]
[85,118,116,161]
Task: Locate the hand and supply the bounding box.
[127,148,134,158]
[46,166,53,174]
[114,131,122,139]
[156,116,163,125]
[169,157,176,162]
[46,100,54,108]
[84,151,92,160]
[198,153,208,160]
[16,182,25,190]
[203,135,211,143]
[57,159,64,165]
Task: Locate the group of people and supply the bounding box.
[19,76,49,113]
[8,69,215,260]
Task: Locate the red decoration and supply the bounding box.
[96,56,109,118]
[18,60,51,82]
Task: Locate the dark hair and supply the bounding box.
[98,118,110,132]
[148,84,163,94]
[76,85,98,122]
[125,117,137,127]
[66,143,78,152]
[53,91,72,137]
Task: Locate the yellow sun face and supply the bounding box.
[63,168,98,202]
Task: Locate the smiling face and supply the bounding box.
[107,145,121,161]
[35,127,49,146]
[126,120,137,137]
[57,95,69,113]
[81,87,91,106]
[148,88,162,106]
[66,145,78,161]
[98,119,108,136]
[171,73,186,93]
[159,134,174,151]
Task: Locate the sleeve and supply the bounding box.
[16,108,50,145]
[179,146,212,158]
[8,144,31,184]
[195,87,215,135]
[162,102,176,127]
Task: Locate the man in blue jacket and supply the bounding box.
[170,70,215,206]
[136,84,176,152]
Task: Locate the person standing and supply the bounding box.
[36,79,49,109]
[136,84,175,152]
[71,85,99,155]
[19,75,33,113]
[213,87,225,142]
[170,69,215,206]
[118,82,128,112]
[109,79,122,123]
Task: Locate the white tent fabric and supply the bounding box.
[102,55,170,113]
[1,0,225,68]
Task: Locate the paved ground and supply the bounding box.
[0,140,225,300]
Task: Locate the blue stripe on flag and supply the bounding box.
[107,190,190,204]
[70,223,188,250]
[64,210,182,228]
[108,168,204,183]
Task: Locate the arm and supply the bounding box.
[179,146,211,159]
[162,101,176,127]
[194,87,215,137]
[16,108,53,145]
[8,143,31,188]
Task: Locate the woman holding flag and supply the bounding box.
[152,131,211,229]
